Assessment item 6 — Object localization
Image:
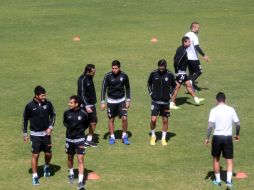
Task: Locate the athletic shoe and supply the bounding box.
[122,135,130,145]
[44,166,50,177]
[84,140,97,148]
[212,180,221,186]
[68,174,75,184]
[194,97,205,105]
[150,136,156,146]
[77,181,85,190]
[226,181,233,189]
[170,102,180,110]
[161,139,167,146]
[32,177,40,186]
[109,137,115,145]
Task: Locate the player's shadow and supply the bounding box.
[73,168,94,182]
[85,133,100,143]
[175,97,190,106]
[28,164,61,179]
[148,131,176,142]
[205,167,236,183]
[103,130,132,139]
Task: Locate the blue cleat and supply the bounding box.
[32,177,40,186]
[212,180,221,186]
[44,166,50,177]
[109,137,115,145]
[122,135,130,145]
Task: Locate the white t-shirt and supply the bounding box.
[185,31,199,60]
[208,104,239,136]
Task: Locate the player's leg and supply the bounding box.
[170,81,181,109]
[85,106,98,147]
[150,102,159,145]
[77,154,85,190]
[66,142,75,184]
[223,136,234,188]
[161,105,170,146]
[185,80,204,105]
[211,136,222,186]
[107,103,116,144]
[30,136,40,185]
[43,136,52,177]
[189,60,202,85]
[119,101,129,145]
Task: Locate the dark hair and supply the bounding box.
[182,36,190,45]
[158,59,167,68]
[190,21,199,29]
[84,64,95,74]
[112,60,121,67]
[69,95,81,106]
[216,92,226,102]
[34,85,46,96]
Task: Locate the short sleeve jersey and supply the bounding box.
[208,104,239,136]
[185,31,199,60]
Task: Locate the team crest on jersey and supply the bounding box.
[78,116,82,120]
[43,105,47,109]
[87,83,90,86]
[165,77,168,81]
[120,77,123,81]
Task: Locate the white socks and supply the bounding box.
[32,173,38,178]
[227,172,232,182]
[87,135,92,142]
[162,131,167,140]
[69,168,74,175]
[215,173,221,182]
[110,134,115,139]
[78,174,84,183]
[151,129,156,137]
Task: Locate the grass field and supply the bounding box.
[0,0,254,189]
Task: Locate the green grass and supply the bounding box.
[0,0,254,189]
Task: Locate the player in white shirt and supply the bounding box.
[205,92,240,189]
[185,22,209,90]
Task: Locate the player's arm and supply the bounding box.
[234,121,240,141]
[46,102,56,136]
[194,45,209,62]
[100,74,108,110]
[78,76,89,107]
[205,122,215,144]
[125,74,131,108]
[147,73,153,96]
[23,105,30,142]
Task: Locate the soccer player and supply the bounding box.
[205,92,240,189]
[23,86,56,186]
[147,59,176,146]
[170,36,205,109]
[63,95,90,190]
[185,21,209,90]
[101,60,131,145]
[78,64,98,147]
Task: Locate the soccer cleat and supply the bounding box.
[150,136,156,146]
[194,97,205,105]
[32,177,40,186]
[161,139,168,146]
[226,181,233,189]
[68,174,75,184]
[109,137,115,145]
[212,180,221,186]
[170,102,180,110]
[77,181,85,190]
[84,140,97,148]
[44,166,50,177]
[122,135,130,145]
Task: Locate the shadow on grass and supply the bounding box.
[103,130,132,139]
[205,167,236,183]
[148,131,176,142]
[28,164,61,179]
[175,97,190,106]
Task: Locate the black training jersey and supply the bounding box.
[23,99,56,135]
[174,45,188,73]
[63,108,90,139]
[77,74,97,106]
[101,71,131,102]
[147,69,176,103]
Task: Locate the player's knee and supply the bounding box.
[151,117,157,123]
[122,116,127,121]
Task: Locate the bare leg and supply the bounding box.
[45,152,52,165]
[150,116,157,130]
[77,155,84,175]
[31,153,40,174]
[108,118,115,135]
[185,80,196,98]
[67,154,74,169]
[171,83,181,104]
[162,117,168,132]
[122,116,128,133]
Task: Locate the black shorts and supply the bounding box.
[188,60,202,74]
[212,135,233,159]
[151,101,170,117]
[30,135,52,154]
[65,141,86,155]
[176,74,190,85]
[107,101,127,118]
[88,106,98,123]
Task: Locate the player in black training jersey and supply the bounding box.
[101,60,131,145]
[63,95,90,190]
[170,36,204,109]
[23,86,56,186]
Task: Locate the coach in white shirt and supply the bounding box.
[185,22,209,88]
[205,92,240,189]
